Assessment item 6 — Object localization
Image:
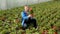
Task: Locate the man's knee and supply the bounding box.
[32,19,36,22]
[30,18,36,24]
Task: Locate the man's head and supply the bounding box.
[24,5,29,12]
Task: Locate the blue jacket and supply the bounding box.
[21,11,29,26]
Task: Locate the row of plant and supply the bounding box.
[0,1,60,34]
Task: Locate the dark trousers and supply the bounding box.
[24,18,37,29]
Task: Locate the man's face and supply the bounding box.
[24,6,29,12]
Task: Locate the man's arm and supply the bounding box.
[21,12,29,19]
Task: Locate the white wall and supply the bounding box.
[0,0,51,10]
[0,0,7,10]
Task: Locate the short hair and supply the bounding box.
[24,5,29,8]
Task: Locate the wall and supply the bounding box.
[0,0,51,10]
[0,0,7,10]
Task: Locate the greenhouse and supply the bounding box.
[0,0,60,34]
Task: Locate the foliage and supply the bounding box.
[0,1,60,34]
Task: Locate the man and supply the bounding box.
[21,5,37,30]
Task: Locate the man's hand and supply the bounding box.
[28,14,34,18]
[28,15,32,17]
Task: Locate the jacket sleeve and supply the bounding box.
[21,12,29,19]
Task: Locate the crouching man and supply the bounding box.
[21,5,37,30]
